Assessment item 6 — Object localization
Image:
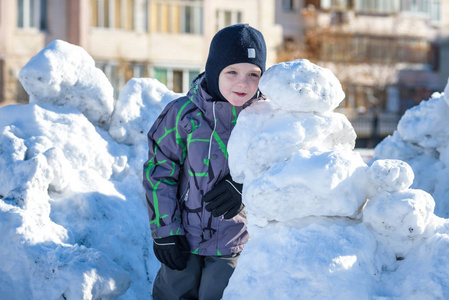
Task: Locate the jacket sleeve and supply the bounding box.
[143,99,188,239]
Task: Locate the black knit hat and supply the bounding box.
[205,24,267,102]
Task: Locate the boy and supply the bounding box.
[143,24,267,300]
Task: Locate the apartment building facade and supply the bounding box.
[0,0,282,105]
[2,0,448,146]
[278,0,449,107]
[275,0,449,145]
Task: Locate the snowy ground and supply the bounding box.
[1,40,448,299]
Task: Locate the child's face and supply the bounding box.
[218,63,262,106]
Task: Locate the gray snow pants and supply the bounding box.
[152,253,239,300]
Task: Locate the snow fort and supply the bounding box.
[224,59,449,300]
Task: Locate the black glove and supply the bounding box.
[203,174,244,219]
[153,235,190,270]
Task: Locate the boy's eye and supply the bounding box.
[250,73,260,78]
[228,71,237,75]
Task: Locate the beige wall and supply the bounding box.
[275,0,305,41]
[86,0,282,86]
[46,0,68,45]
[205,0,282,69]
[442,0,449,27]
[258,0,283,67]
[89,30,150,61]
[148,34,204,66]
[0,0,50,105]
[0,0,284,105]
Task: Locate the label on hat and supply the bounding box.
[248,48,256,58]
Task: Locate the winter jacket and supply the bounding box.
[143,76,251,256]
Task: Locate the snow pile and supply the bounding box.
[18,40,114,127]
[109,78,182,145]
[374,81,449,218]
[224,59,449,299]
[1,42,449,300]
[0,40,170,299]
[363,159,435,257]
[259,59,345,113]
[228,59,365,222]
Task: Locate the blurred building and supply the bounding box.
[0,0,282,105]
[276,0,449,146]
[1,0,448,148]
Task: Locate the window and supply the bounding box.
[152,67,201,93]
[17,0,47,30]
[154,68,168,87]
[99,61,154,97]
[133,64,147,78]
[91,0,148,31]
[400,0,440,22]
[156,3,166,32]
[152,0,203,35]
[354,0,398,13]
[283,0,294,11]
[321,0,350,9]
[181,2,202,34]
[173,70,183,93]
[428,43,439,71]
[97,62,123,99]
[386,86,400,113]
[401,0,430,13]
[216,10,242,31]
[430,1,440,23]
[189,71,200,84]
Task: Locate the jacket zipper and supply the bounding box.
[207,101,217,160]
[180,183,190,204]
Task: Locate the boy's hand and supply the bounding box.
[203,174,244,219]
[153,235,190,270]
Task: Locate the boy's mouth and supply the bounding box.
[234,92,247,97]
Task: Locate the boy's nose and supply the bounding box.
[237,76,248,86]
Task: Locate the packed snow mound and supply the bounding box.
[367,159,414,196]
[0,103,152,299]
[229,103,357,182]
[229,60,363,221]
[397,93,449,149]
[0,104,125,182]
[243,148,367,221]
[225,218,378,300]
[363,189,435,257]
[374,78,449,218]
[258,59,345,113]
[225,60,449,299]
[1,41,160,299]
[2,40,449,300]
[109,78,182,145]
[19,40,114,127]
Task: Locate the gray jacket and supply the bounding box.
[143,76,251,256]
